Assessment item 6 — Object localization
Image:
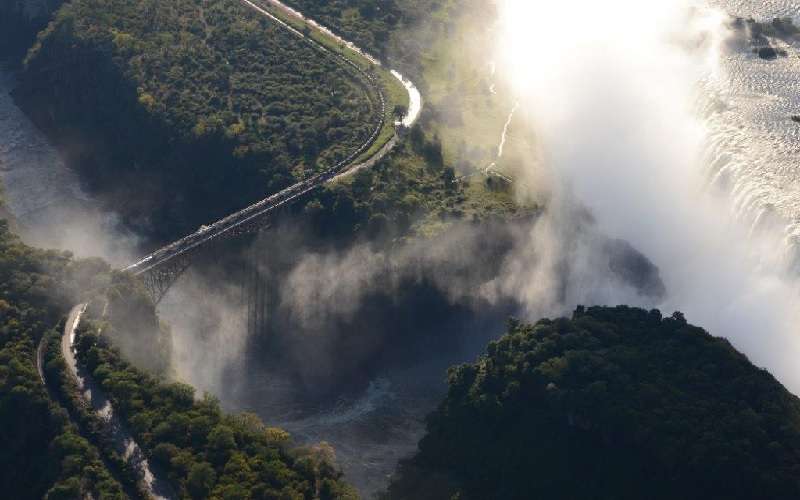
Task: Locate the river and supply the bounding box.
[5,0,800,498]
[702,1,800,268]
[710,0,800,17]
[0,65,137,265]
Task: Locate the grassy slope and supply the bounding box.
[414,0,538,180]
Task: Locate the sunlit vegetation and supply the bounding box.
[285,0,533,238]
[385,306,800,500]
[75,310,358,499]
[398,0,539,182]
[282,0,407,60]
[17,0,379,240]
[282,0,442,96]
[0,221,126,499]
[11,0,524,245]
[251,0,408,164]
[303,124,529,242]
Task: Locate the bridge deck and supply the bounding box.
[125,0,391,277]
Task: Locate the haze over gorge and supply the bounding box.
[5,0,800,499]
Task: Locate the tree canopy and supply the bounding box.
[386,306,800,500]
[76,307,358,499]
[17,0,379,240]
[0,220,125,499]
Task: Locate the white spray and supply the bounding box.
[495,0,800,392]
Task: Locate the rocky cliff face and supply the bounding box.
[0,0,63,64]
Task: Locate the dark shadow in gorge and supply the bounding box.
[163,210,666,496]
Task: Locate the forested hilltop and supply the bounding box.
[15,0,378,240]
[11,0,525,247]
[386,306,800,500]
[0,220,129,499]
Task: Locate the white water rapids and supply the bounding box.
[711,0,800,17]
[702,4,800,264]
[494,0,800,394]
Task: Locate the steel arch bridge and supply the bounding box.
[123,0,403,304]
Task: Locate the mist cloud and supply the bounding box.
[496,0,800,392]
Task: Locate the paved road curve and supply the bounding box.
[61,304,176,500]
[40,3,423,497]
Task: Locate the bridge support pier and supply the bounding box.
[140,255,192,305]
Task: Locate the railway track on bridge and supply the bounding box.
[36,3,422,498]
[124,0,419,303]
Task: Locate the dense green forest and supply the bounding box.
[0,210,358,498]
[12,2,800,500]
[0,220,128,499]
[282,0,444,65]
[282,0,406,59]
[386,306,800,500]
[75,306,357,499]
[11,0,520,246]
[16,0,378,240]
[301,127,523,242]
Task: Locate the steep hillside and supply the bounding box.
[75,302,358,499]
[386,306,800,500]
[0,208,359,498]
[16,0,378,240]
[0,220,127,499]
[282,0,406,59]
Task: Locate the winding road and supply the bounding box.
[62,304,175,500]
[38,1,423,498]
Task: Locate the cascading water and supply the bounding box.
[494,0,800,392]
[708,0,800,18]
[7,0,800,496]
[700,3,800,271]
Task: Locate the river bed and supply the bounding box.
[0,65,137,265]
[226,366,443,497]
